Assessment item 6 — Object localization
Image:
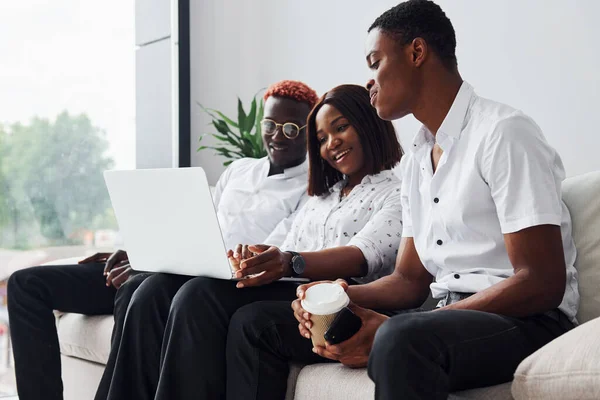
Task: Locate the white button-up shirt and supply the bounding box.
[281,170,403,283]
[214,157,309,250]
[400,82,579,322]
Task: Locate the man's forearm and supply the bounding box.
[347,273,430,310]
[438,268,564,317]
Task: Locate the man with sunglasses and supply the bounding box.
[217,80,318,256]
[92,79,319,399]
[8,79,318,400]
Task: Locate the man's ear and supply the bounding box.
[410,37,428,68]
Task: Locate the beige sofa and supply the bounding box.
[51,171,600,400]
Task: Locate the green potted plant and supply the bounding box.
[197,91,267,166]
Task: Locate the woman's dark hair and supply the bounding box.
[307,84,403,196]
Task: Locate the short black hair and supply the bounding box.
[306,85,403,197]
[369,0,457,70]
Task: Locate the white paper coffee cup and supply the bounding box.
[301,283,349,347]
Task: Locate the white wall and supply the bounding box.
[190,0,600,184]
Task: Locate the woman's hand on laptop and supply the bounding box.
[234,245,292,288]
[227,244,256,273]
[234,244,255,260]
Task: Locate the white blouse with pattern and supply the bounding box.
[280,170,403,283]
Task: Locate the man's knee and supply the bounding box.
[126,273,174,313]
[229,302,273,342]
[169,277,228,314]
[369,312,439,372]
[114,273,150,313]
[7,267,42,300]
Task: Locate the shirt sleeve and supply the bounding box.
[481,112,565,233]
[348,186,403,280]
[398,155,414,237]
[264,192,310,247]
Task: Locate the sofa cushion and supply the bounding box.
[512,316,600,399]
[562,171,600,323]
[57,313,113,364]
[292,364,512,400]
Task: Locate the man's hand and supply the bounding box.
[78,252,113,264]
[314,304,388,368]
[235,245,292,288]
[292,279,349,339]
[105,264,132,289]
[80,250,131,289]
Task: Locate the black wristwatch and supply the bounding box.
[286,251,306,277]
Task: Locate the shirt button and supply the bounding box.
[433,197,439,203]
[437,239,443,246]
[454,274,460,279]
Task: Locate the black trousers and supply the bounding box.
[98,274,300,400]
[225,301,574,400]
[7,263,117,400]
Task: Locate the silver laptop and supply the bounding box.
[104,167,237,279]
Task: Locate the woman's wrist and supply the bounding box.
[281,250,294,277]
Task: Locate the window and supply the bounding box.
[0,1,134,394]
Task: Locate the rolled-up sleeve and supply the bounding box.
[348,188,403,281]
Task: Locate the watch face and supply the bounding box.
[292,255,305,274]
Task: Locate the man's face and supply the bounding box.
[365,28,419,121]
[262,96,311,169]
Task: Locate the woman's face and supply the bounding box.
[315,104,367,182]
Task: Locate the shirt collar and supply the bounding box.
[283,158,309,179]
[411,81,475,152]
[331,169,395,192]
[262,157,309,179]
[361,169,395,185]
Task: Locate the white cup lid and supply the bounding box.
[301,283,349,315]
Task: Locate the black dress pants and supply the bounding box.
[100,274,300,400]
[225,301,573,400]
[7,263,117,400]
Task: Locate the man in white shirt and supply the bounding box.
[8,80,319,400]
[214,155,308,251]
[267,2,577,399]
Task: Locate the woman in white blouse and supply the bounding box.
[99,84,404,400]
[222,85,407,400]
[232,84,405,286]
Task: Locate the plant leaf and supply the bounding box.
[207,108,239,128]
[197,92,268,162]
[254,97,266,156]
[195,101,219,121]
[246,97,257,133]
[212,120,242,143]
[237,98,248,134]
